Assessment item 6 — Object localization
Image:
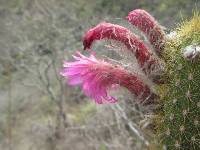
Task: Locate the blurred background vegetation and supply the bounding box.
[0,0,199,150]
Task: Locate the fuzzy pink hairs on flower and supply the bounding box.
[83,22,159,74]
[126,9,165,53]
[61,52,157,104]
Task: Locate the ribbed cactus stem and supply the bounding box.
[157,13,200,150]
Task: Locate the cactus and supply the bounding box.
[156,13,200,150]
[61,9,200,149]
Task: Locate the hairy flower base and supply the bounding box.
[126,9,165,53]
[83,22,158,74]
[61,52,156,104]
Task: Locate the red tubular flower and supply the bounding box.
[126,9,165,53]
[83,22,158,74]
[61,52,157,104]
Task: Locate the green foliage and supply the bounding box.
[99,144,107,150]
[157,13,200,150]
[0,0,23,11]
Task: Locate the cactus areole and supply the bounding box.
[61,9,200,150]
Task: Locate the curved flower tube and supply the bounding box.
[126,9,165,53]
[83,22,158,74]
[61,52,157,104]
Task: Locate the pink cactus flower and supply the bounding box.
[61,52,156,104]
[83,22,158,74]
[126,9,165,53]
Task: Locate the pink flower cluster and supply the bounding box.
[61,9,164,104]
[61,52,155,104]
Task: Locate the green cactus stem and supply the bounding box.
[157,12,200,150]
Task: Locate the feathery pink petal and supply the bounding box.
[61,52,157,104]
[83,22,158,74]
[126,9,165,53]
